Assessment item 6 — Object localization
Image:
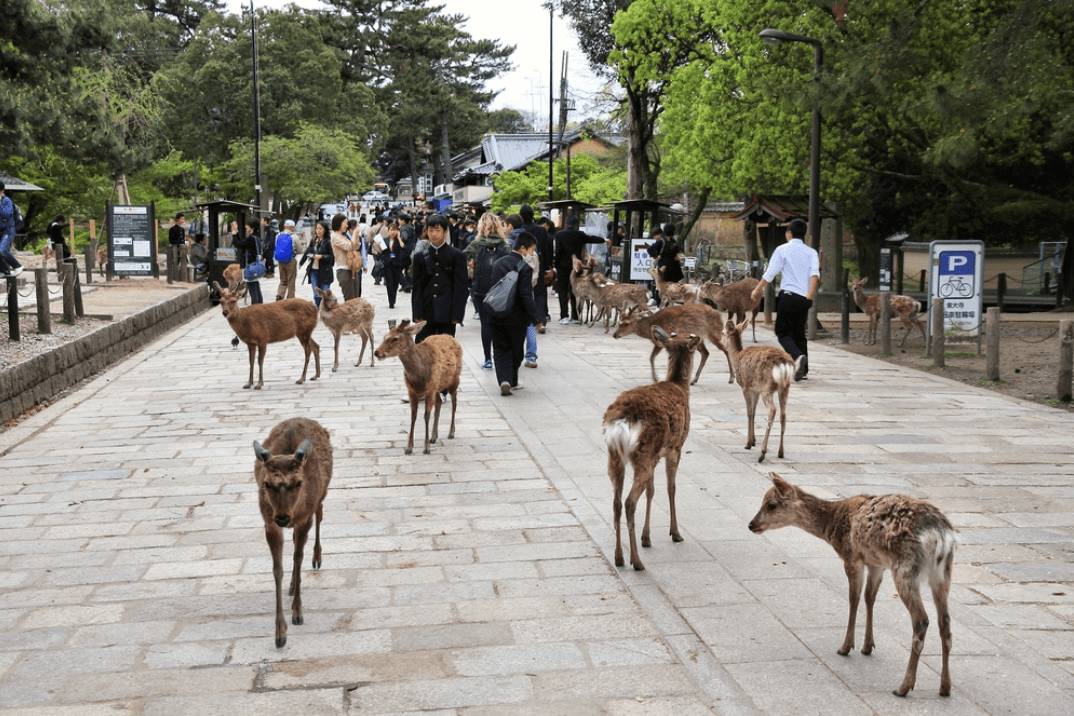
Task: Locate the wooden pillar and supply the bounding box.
[931,298,945,368]
[34,267,51,335]
[985,307,1000,382]
[880,292,892,354]
[1058,319,1073,402]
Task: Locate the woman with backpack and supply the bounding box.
[299,220,334,307]
[464,213,511,370]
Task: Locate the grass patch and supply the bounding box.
[946,351,978,359]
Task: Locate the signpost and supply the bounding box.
[928,240,985,350]
[106,204,158,277]
[629,238,655,282]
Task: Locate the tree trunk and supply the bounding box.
[408,141,420,200]
[625,85,649,200]
[679,187,711,254]
[440,110,453,189]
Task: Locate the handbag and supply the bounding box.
[483,266,520,318]
[347,249,363,277]
[242,235,266,282]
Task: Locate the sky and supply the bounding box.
[227,0,610,123]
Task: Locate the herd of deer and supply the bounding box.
[223,266,952,698]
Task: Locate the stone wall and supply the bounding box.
[0,285,210,424]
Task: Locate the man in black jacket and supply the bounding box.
[519,204,553,328]
[168,212,186,278]
[553,214,591,324]
[411,213,468,344]
[489,232,545,395]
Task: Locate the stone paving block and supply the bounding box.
[530,664,696,701]
[39,565,147,587]
[230,629,393,665]
[451,642,587,676]
[142,688,344,716]
[475,541,598,563]
[262,652,448,691]
[7,645,142,680]
[393,622,513,652]
[143,558,244,581]
[22,603,125,630]
[586,638,675,668]
[59,664,257,703]
[512,614,658,644]
[683,603,813,664]
[348,674,533,713]
[724,658,874,715]
[642,560,754,609]
[392,580,495,605]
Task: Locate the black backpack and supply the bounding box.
[12,202,25,232]
[472,242,509,296]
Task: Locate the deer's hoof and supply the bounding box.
[312,559,321,569]
[671,533,684,543]
[837,646,852,656]
[254,385,262,390]
[423,448,431,454]
[404,447,413,455]
[892,688,910,698]
[275,635,287,649]
[331,367,338,372]
[758,454,766,463]
[292,615,303,625]
[243,384,252,390]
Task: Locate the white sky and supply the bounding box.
[227,0,610,122]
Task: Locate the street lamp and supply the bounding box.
[759,29,823,252]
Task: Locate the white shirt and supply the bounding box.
[762,238,820,297]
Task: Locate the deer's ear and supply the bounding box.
[253,441,271,463]
[770,472,795,500]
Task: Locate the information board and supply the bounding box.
[928,240,985,339]
[108,205,157,277]
[629,238,655,281]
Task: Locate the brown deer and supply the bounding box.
[850,277,926,347]
[700,277,762,342]
[648,265,699,308]
[571,256,600,325]
[223,262,243,290]
[315,288,375,370]
[373,319,462,455]
[604,327,701,571]
[723,319,794,462]
[749,473,956,698]
[213,281,321,389]
[588,274,649,333]
[613,302,734,385]
[253,417,333,649]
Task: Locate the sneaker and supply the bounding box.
[481,360,493,370]
[794,355,808,382]
[500,381,513,396]
[275,295,283,301]
[512,382,524,390]
[559,317,570,325]
[11,266,23,277]
[523,359,537,369]
[474,312,480,320]
[570,319,580,324]
[537,325,546,334]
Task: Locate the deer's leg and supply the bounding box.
[356,331,368,367]
[665,449,683,542]
[405,395,419,455]
[931,563,954,696]
[266,525,287,648]
[255,344,266,389]
[893,574,930,697]
[332,333,340,371]
[758,390,777,463]
[649,344,663,383]
[289,518,311,628]
[625,462,655,571]
[297,337,311,384]
[608,451,626,567]
[429,392,442,450]
[715,339,735,384]
[777,385,788,459]
[862,565,884,654]
[309,336,320,380]
[447,387,457,439]
[245,344,257,389]
[312,500,324,569]
[744,391,758,450]
[839,561,864,655]
[692,342,711,385]
[640,474,655,548]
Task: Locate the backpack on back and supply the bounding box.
[472,242,509,296]
[12,202,24,232]
[274,232,295,263]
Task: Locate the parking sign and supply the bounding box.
[928,240,985,338]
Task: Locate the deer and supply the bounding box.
[314,287,375,371]
[723,319,794,462]
[589,274,650,333]
[700,277,762,343]
[253,417,333,649]
[613,301,734,386]
[648,265,699,308]
[850,277,926,348]
[213,281,321,389]
[373,319,462,455]
[749,473,956,698]
[604,327,701,571]
[571,256,600,325]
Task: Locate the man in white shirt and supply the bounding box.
[750,218,819,381]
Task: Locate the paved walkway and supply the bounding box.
[0,275,1071,715]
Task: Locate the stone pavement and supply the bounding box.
[0,274,1071,715]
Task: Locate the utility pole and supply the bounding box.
[250,1,262,215]
[556,51,571,199]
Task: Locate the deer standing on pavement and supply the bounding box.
[613,302,734,385]
[373,319,462,455]
[700,277,762,342]
[214,281,320,389]
[850,277,926,347]
[723,319,794,462]
[604,327,701,571]
[648,265,699,308]
[253,417,333,648]
[749,473,956,698]
[315,287,375,370]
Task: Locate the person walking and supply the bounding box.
[233,218,265,304]
[518,204,553,327]
[465,213,511,370]
[273,219,299,300]
[411,213,468,344]
[168,212,187,277]
[299,220,334,307]
[750,217,819,381]
[0,182,22,277]
[553,214,591,324]
[347,218,368,297]
[330,213,359,301]
[48,214,74,264]
[489,232,544,396]
[382,221,408,309]
[261,217,278,278]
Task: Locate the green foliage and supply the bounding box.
[490,154,627,212]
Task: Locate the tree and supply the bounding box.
[483,108,531,134]
[491,153,626,212]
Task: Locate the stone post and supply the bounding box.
[985,307,1000,382]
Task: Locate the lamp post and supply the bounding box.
[548,2,554,202]
[758,29,823,252]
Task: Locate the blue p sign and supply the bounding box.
[940,251,975,276]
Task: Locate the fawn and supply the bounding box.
[604,327,701,571]
[700,277,762,342]
[723,319,794,462]
[613,302,734,385]
[749,473,956,697]
[850,277,926,347]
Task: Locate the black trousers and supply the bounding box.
[556,269,577,320]
[491,320,527,387]
[415,320,456,344]
[774,290,811,363]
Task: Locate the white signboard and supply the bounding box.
[928,240,985,338]
[629,238,655,281]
